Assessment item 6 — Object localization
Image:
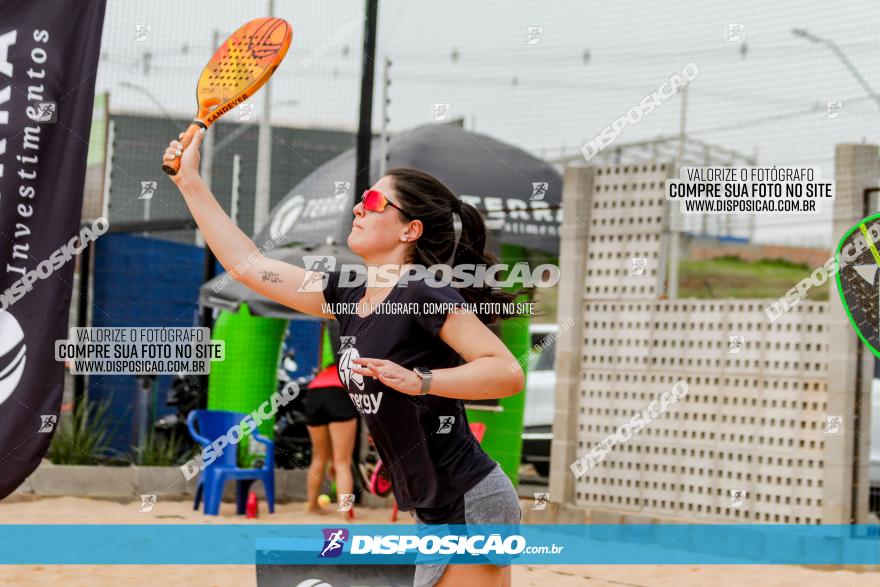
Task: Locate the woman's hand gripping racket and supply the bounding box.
[161,17,292,176]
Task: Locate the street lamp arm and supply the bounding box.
[823,41,880,111]
[791,29,880,113]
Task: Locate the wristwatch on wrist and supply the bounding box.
[413,367,432,395]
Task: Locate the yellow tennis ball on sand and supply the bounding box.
[317,494,331,508]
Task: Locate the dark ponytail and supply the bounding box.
[385,166,525,323]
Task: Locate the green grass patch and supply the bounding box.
[679,256,829,300]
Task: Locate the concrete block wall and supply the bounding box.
[553,153,874,524]
[575,299,829,523]
[581,163,666,299]
[827,144,879,523]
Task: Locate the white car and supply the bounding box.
[521,324,558,477]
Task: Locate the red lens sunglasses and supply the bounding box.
[361,189,412,217]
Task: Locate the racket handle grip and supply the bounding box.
[162,122,204,176]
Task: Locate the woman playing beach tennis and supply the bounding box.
[164,129,525,587]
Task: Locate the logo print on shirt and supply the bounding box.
[348,391,382,415]
[337,336,364,391]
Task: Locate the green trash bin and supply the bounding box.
[207,303,288,467]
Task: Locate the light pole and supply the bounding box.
[253,0,275,234]
[792,28,880,112]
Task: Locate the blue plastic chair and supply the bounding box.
[187,410,275,516]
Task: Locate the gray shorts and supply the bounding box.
[409,463,522,587]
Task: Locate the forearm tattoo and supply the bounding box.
[260,270,282,283]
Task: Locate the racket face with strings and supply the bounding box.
[835,213,880,358]
[197,17,292,124]
[162,17,292,175]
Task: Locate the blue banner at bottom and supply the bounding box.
[0,524,878,565]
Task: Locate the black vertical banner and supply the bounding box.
[0,0,106,498]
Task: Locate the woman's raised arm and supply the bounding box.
[163,130,334,319]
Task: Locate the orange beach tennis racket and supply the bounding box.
[161,17,292,175]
